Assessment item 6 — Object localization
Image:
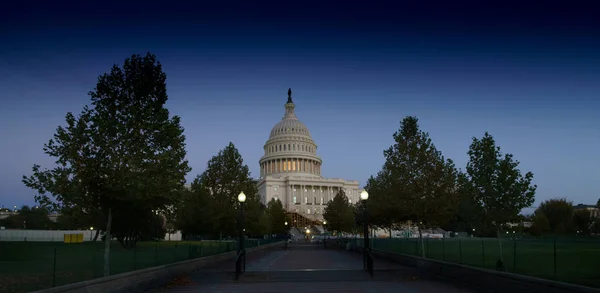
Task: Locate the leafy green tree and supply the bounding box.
[323,190,355,233]
[530,211,550,236]
[175,186,213,238]
[364,170,404,237]
[443,172,483,234]
[573,209,593,236]
[465,132,536,264]
[534,198,574,234]
[0,206,55,229]
[258,210,273,236]
[191,142,261,238]
[266,199,288,235]
[382,116,458,256]
[22,53,191,276]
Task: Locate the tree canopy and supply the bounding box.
[382,116,459,231]
[465,132,536,235]
[265,198,289,235]
[22,53,191,252]
[323,190,355,233]
[176,142,263,238]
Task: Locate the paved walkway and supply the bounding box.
[155,243,472,293]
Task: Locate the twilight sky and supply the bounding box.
[1,1,599,213]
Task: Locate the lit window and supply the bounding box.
[293,196,297,203]
[307,209,311,214]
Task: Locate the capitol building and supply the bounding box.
[256,89,362,227]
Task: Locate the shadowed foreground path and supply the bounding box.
[154,242,472,293]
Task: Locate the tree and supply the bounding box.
[175,186,213,238]
[465,132,536,265]
[443,172,483,234]
[323,190,355,234]
[530,211,550,236]
[382,116,459,256]
[0,206,55,230]
[593,198,600,234]
[266,199,288,235]
[363,170,404,237]
[573,209,593,236]
[533,198,574,234]
[23,53,191,276]
[190,142,261,238]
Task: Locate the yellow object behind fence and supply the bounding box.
[63,233,84,243]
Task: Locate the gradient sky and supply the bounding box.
[1,1,599,214]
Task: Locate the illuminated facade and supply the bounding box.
[256,89,361,225]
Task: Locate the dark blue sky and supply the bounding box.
[1,1,599,213]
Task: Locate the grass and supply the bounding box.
[358,237,600,288]
[0,239,275,293]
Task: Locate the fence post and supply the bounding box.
[442,237,445,261]
[513,238,516,272]
[415,238,418,255]
[52,247,57,287]
[553,237,557,277]
[481,239,485,267]
[154,242,158,265]
[459,239,462,264]
[132,247,137,270]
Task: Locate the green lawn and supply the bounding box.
[362,237,600,288]
[0,239,274,293]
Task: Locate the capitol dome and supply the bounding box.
[259,89,322,178]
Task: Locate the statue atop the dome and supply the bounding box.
[287,88,293,104]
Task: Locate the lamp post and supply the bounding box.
[360,190,373,276]
[89,227,94,242]
[323,220,328,248]
[238,191,246,272]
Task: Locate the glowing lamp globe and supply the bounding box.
[360,190,369,200]
[238,192,246,203]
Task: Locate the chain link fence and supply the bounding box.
[344,236,600,288]
[0,238,281,293]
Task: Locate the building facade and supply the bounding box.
[256,89,361,225]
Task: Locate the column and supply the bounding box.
[287,185,292,207]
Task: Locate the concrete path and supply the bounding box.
[154,243,472,293]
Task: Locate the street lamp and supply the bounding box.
[237,191,246,275]
[360,190,373,277]
[89,227,94,242]
[322,220,328,248]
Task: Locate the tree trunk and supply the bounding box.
[93,229,100,241]
[418,223,425,258]
[103,208,113,277]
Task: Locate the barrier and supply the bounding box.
[30,241,284,293]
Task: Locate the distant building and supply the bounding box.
[574,204,599,218]
[0,211,59,222]
[256,89,362,227]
